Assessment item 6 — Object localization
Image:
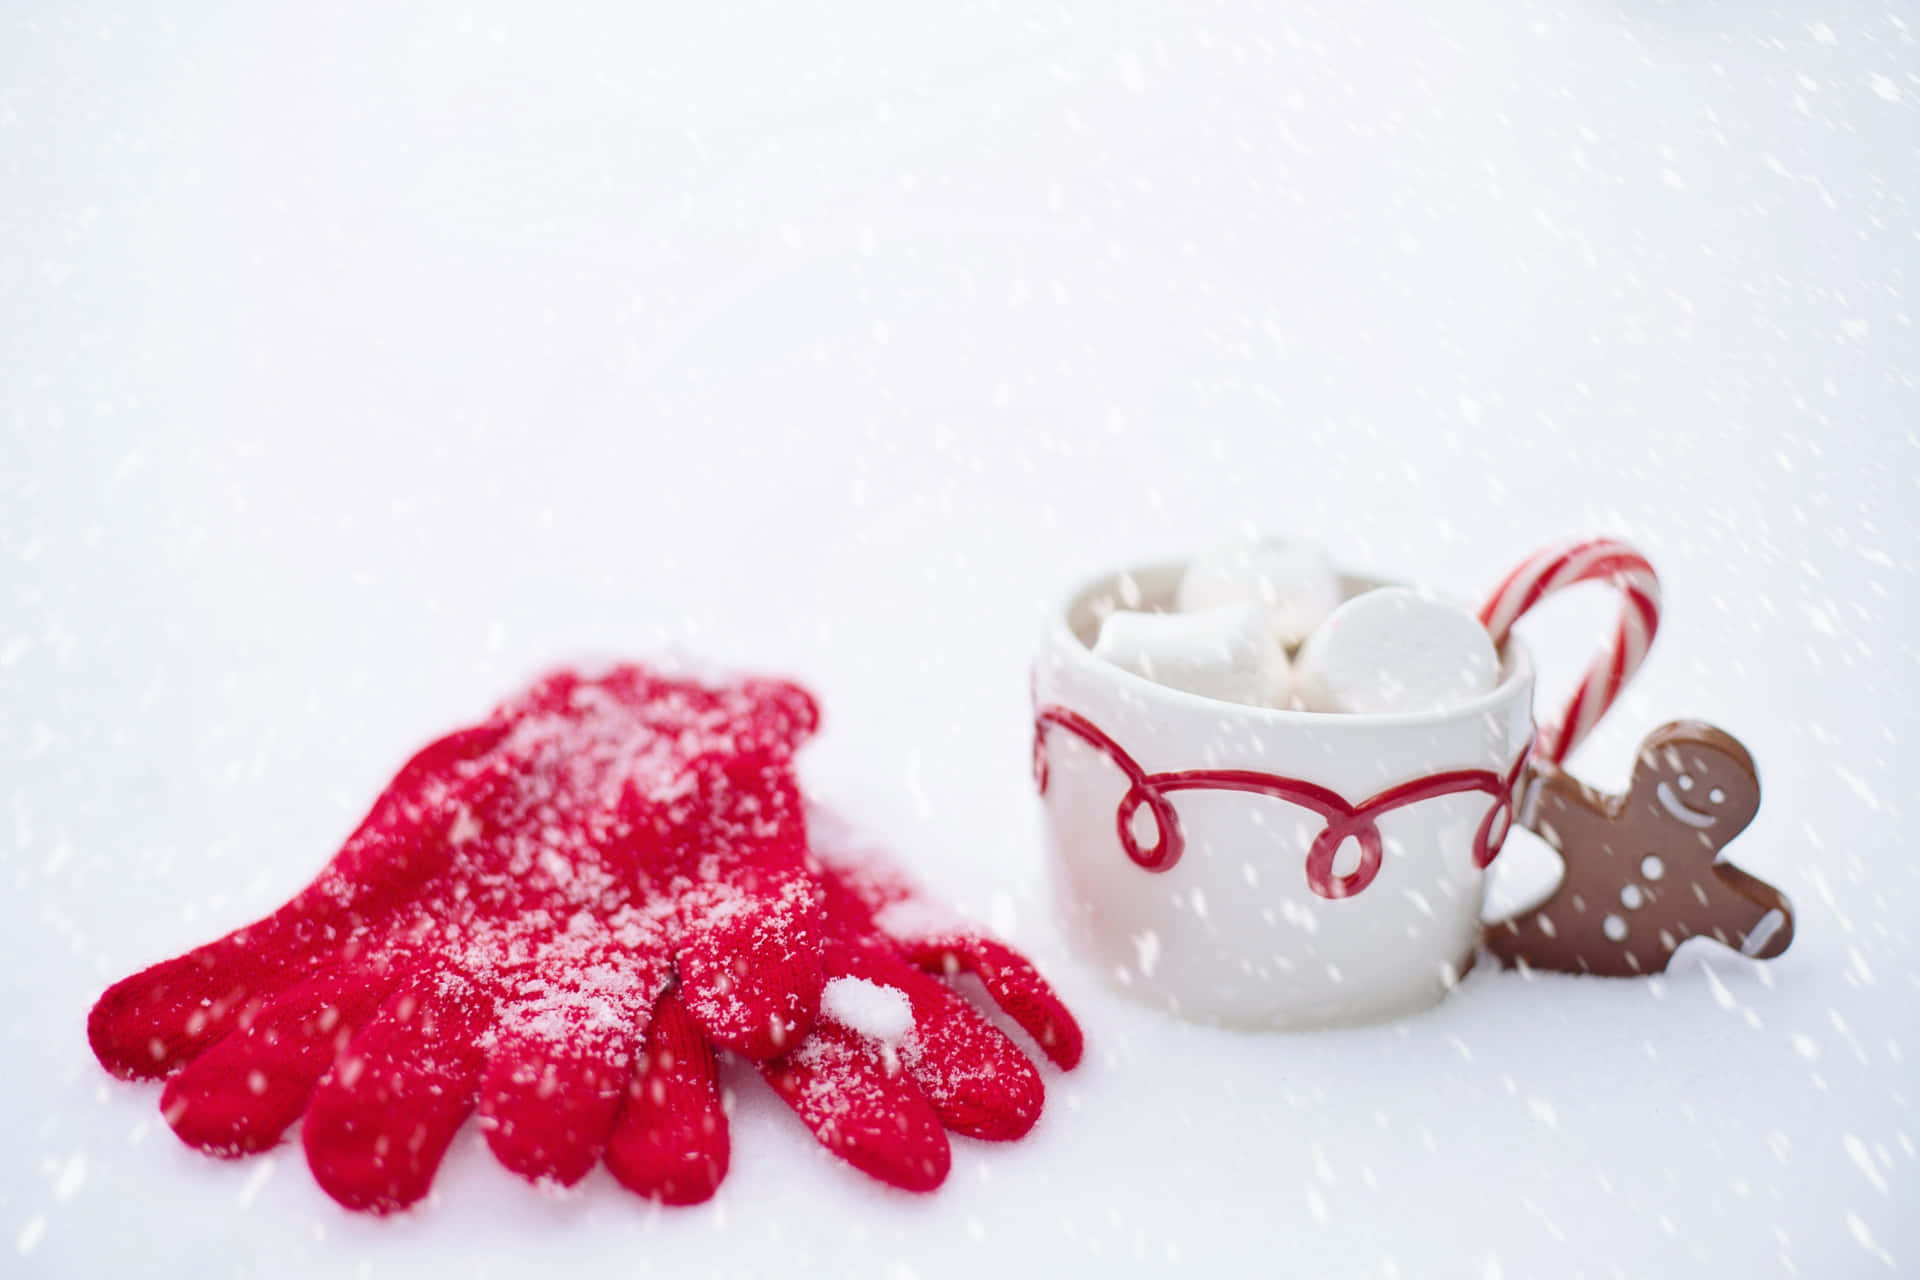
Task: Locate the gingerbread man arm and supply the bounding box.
[1486,721,1794,976]
[1517,765,1619,861]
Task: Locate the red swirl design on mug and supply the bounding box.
[1033,705,1530,900]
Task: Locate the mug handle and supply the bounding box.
[1475,538,1792,974]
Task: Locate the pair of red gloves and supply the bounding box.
[88,665,1081,1213]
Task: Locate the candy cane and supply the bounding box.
[1479,538,1662,764]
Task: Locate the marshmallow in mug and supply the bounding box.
[1091,603,1292,708]
[1175,540,1343,648]
[1293,586,1500,716]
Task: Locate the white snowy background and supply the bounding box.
[4,1,1916,1276]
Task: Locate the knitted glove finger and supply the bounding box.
[758,1020,951,1193]
[89,910,346,1080]
[159,967,394,1157]
[898,934,1083,1071]
[604,942,1063,1200]
[805,804,1084,1071]
[477,943,675,1188]
[604,991,730,1205]
[303,975,494,1214]
[477,1039,632,1188]
[850,956,1045,1142]
[650,751,824,1060]
[723,807,1086,1194]
[673,862,823,1060]
[89,722,503,1081]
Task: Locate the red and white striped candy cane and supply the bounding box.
[1479,538,1662,765]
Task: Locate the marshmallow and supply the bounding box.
[1176,540,1342,648]
[1293,587,1500,715]
[1093,603,1292,708]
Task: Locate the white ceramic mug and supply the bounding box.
[1032,560,1535,1029]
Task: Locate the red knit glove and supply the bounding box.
[608,806,1084,1202]
[88,665,825,1213]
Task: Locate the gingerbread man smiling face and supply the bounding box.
[1487,721,1794,976]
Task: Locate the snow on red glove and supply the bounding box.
[88,664,825,1213]
[609,805,1084,1202]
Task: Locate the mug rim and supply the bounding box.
[1049,558,1535,730]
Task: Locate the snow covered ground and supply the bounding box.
[4,1,1915,1275]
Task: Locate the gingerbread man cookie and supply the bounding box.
[1486,721,1794,975]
